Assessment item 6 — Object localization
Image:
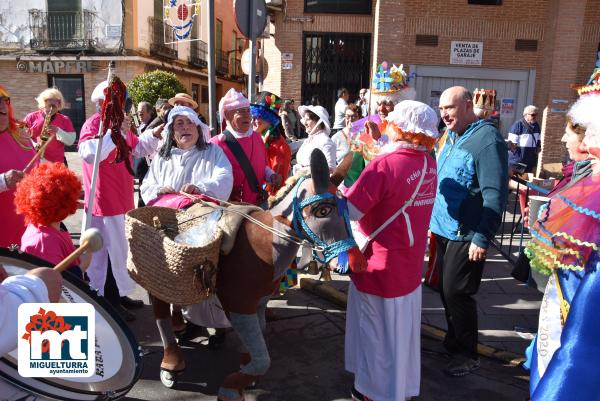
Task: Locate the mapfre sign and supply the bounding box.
[450,41,483,66]
[17,60,96,74]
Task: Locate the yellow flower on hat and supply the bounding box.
[389,64,407,87]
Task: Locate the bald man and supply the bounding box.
[430,86,508,377]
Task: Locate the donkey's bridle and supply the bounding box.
[291,176,357,264]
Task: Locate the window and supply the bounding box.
[515,39,538,51]
[47,0,81,12]
[191,84,199,105]
[201,86,209,104]
[416,35,438,47]
[468,0,502,4]
[304,0,371,14]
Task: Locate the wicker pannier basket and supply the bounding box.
[125,206,222,305]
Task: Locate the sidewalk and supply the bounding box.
[64,152,542,357]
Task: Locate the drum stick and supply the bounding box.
[24,135,55,173]
[54,228,103,273]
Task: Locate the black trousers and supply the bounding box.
[435,235,485,359]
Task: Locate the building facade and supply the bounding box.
[264,0,600,173]
[0,0,244,140]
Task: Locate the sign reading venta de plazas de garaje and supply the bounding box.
[450,41,483,66]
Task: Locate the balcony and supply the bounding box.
[28,9,96,52]
[216,50,229,77]
[149,17,178,59]
[189,40,208,69]
[230,58,243,81]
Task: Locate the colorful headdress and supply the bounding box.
[574,68,600,96]
[369,62,416,113]
[250,91,283,128]
[14,163,82,226]
[473,88,496,112]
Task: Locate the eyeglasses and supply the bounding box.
[0,96,10,105]
[344,113,358,120]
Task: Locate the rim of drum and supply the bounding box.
[0,247,143,400]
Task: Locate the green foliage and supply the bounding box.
[127,70,186,107]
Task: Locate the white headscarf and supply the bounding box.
[165,105,211,143]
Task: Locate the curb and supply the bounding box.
[300,277,526,367]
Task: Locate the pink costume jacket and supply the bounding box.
[211,131,269,205]
[79,113,139,217]
[24,110,75,163]
[21,224,79,267]
[0,131,36,247]
[346,148,437,298]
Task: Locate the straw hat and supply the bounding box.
[168,93,198,109]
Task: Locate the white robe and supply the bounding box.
[345,282,422,401]
[293,129,336,175]
[140,144,233,204]
[78,129,160,296]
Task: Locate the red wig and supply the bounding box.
[14,163,82,226]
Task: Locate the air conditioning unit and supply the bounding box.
[265,0,283,6]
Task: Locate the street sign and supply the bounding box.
[234,0,267,39]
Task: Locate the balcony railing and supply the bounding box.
[231,59,243,80]
[216,50,229,76]
[28,9,96,51]
[189,40,208,69]
[149,17,178,59]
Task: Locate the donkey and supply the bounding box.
[151,149,366,400]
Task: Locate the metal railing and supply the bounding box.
[189,40,208,68]
[216,50,229,76]
[230,58,243,80]
[28,9,96,51]
[149,17,178,59]
[490,176,551,266]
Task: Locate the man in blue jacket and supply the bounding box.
[431,86,508,377]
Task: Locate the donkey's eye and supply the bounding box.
[313,204,333,218]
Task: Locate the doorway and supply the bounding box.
[48,74,86,148]
[302,33,371,120]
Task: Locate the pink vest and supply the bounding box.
[211,131,267,205]
[346,148,437,298]
[25,110,75,163]
[79,113,138,216]
[0,131,37,247]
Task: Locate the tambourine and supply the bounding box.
[0,248,142,400]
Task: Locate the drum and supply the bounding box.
[0,248,142,400]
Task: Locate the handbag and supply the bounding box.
[355,155,429,252]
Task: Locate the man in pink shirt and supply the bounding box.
[211,88,280,206]
[344,101,439,401]
[24,88,76,164]
[78,80,163,321]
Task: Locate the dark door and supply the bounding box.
[302,33,371,121]
[48,75,86,149]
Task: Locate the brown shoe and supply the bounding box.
[161,343,185,372]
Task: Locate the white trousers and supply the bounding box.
[345,282,421,401]
[82,214,136,297]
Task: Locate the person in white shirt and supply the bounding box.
[332,88,349,135]
[294,105,336,175]
[140,105,233,204]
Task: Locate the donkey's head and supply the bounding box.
[290,149,367,274]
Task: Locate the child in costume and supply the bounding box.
[15,162,90,278]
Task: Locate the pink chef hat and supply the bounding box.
[218,88,250,125]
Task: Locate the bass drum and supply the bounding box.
[0,248,143,400]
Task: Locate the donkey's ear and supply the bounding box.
[310,149,330,193]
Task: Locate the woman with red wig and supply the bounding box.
[0,85,37,248]
[15,163,90,277]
